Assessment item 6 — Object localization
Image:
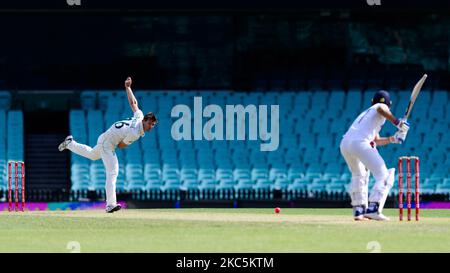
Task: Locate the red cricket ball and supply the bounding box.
[274,207,281,214]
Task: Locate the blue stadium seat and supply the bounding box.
[253,178,272,190]
[431,90,448,106]
[233,168,251,181]
[180,178,200,190]
[346,89,362,110]
[115,167,127,192]
[70,110,87,142]
[419,184,436,195]
[87,110,104,147]
[271,178,290,190]
[146,178,163,190]
[0,91,11,110]
[251,168,268,182]
[234,178,254,191]
[216,178,235,191]
[126,163,145,190]
[435,183,450,194]
[312,178,330,186]
[325,184,345,194]
[7,111,24,161]
[80,91,97,110]
[269,168,287,182]
[161,178,182,191]
[71,162,90,191]
[98,92,114,111]
[428,105,445,120]
[307,184,326,192]
[198,179,217,191]
[289,178,310,189]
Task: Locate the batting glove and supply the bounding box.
[392,130,408,144]
[394,118,410,132]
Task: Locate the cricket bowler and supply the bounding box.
[58,77,157,213]
[340,90,409,221]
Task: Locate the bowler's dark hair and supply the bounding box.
[144,112,157,123]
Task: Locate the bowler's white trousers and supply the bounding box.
[340,138,393,209]
[67,133,118,208]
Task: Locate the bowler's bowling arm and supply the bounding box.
[125,77,139,113]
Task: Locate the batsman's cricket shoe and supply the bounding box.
[353,205,368,221]
[58,135,73,151]
[364,202,390,221]
[106,204,122,213]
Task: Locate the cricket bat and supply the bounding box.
[403,74,427,120]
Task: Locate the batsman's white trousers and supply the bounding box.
[67,133,118,208]
[340,138,390,208]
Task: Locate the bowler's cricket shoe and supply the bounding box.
[364,202,390,221]
[58,135,73,151]
[353,205,368,221]
[106,204,122,213]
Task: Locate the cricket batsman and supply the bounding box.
[340,90,409,221]
[58,77,157,213]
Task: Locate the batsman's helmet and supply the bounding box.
[372,90,391,107]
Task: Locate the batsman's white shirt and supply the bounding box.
[104,109,145,147]
[343,103,387,142]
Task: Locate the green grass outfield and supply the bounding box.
[0,208,449,253]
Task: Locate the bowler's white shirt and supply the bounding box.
[103,110,145,147]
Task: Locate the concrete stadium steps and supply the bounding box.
[24,134,70,190]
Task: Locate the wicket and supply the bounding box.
[398,156,419,221]
[7,161,25,212]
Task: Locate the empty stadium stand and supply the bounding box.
[1,87,448,203]
[65,88,450,201]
